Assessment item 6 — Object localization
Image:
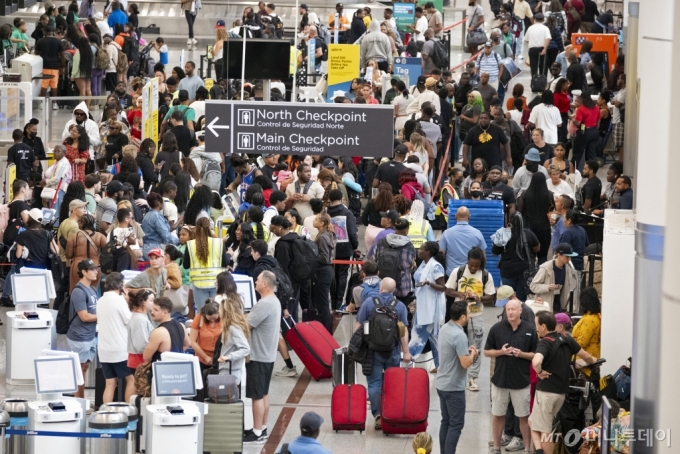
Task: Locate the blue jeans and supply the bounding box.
[2,265,16,299]
[438,389,466,454]
[502,276,527,302]
[367,350,401,417]
[409,323,439,368]
[497,82,507,106]
[190,284,216,312]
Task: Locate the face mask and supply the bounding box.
[29,132,37,139]
[455,178,464,186]
[470,190,482,198]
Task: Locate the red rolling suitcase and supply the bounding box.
[284,319,340,381]
[331,383,367,432]
[380,366,429,435]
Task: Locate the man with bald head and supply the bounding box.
[439,206,487,277]
[484,299,538,454]
[356,277,411,431]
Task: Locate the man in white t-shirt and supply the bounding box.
[96,272,134,403]
[162,182,180,231]
[445,246,496,392]
[523,13,551,77]
[408,6,429,42]
[527,91,562,144]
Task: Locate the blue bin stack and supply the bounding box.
[447,200,505,285]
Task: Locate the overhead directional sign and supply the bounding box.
[205,101,395,157]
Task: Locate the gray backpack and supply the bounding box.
[201,160,222,191]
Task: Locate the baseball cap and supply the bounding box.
[148,248,165,258]
[484,40,492,47]
[107,180,124,194]
[535,12,544,20]
[330,90,346,100]
[394,143,409,155]
[336,2,343,7]
[416,75,427,86]
[525,148,542,162]
[215,20,226,28]
[495,285,515,307]
[379,209,400,224]
[425,77,437,87]
[555,243,578,257]
[28,208,43,222]
[69,199,87,211]
[300,411,324,434]
[555,312,572,325]
[300,3,308,9]
[322,158,337,169]
[78,259,98,272]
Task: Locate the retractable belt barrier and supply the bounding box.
[6,429,126,439]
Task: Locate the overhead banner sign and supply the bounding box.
[205,101,395,157]
[393,2,416,32]
[327,44,360,103]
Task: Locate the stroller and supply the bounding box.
[137,42,155,79]
[552,358,606,454]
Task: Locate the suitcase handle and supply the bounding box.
[281,315,296,330]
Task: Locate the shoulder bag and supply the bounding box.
[566,1,581,20]
[466,8,487,46]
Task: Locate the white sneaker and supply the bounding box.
[191,38,198,44]
[488,433,512,446]
[505,437,524,452]
[52,102,59,110]
[275,365,298,377]
[466,378,479,391]
[187,38,192,46]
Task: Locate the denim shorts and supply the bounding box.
[67,337,97,364]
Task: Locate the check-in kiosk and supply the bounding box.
[27,352,84,454]
[6,273,54,384]
[145,353,202,454]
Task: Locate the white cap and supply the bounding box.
[330,90,346,100]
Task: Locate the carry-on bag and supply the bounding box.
[205,362,239,403]
[380,364,430,435]
[284,319,340,381]
[331,383,367,432]
[203,400,244,454]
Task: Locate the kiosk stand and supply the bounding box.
[6,273,55,385]
[145,353,203,454]
[27,352,84,454]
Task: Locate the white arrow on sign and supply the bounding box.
[207,117,230,137]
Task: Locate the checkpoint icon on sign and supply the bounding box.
[238,133,255,150]
[238,109,255,126]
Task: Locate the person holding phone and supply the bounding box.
[445,247,496,392]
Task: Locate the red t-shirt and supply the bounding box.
[553,92,571,114]
[575,105,601,128]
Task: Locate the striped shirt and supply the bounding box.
[476,51,503,82]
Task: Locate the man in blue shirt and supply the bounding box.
[615,175,633,209]
[438,206,487,276]
[283,412,332,454]
[107,2,128,33]
[355,277,411,431]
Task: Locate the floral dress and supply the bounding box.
[64,142,89,183]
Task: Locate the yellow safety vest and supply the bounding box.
[187,237,224,288]
[408,219,430,249]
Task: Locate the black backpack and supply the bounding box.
[55,287,83,335]
[122,35,139,67]
[429,39,450,70]
[270,15,284,38]
[99,235,118,275]
[376,238,407,283]
[262,263,296,309]
[366,297,400,352]
[284,236,319,282]
[317,36,329,62]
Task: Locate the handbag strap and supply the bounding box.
[468,8,478,29]
[521,231,532,264]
